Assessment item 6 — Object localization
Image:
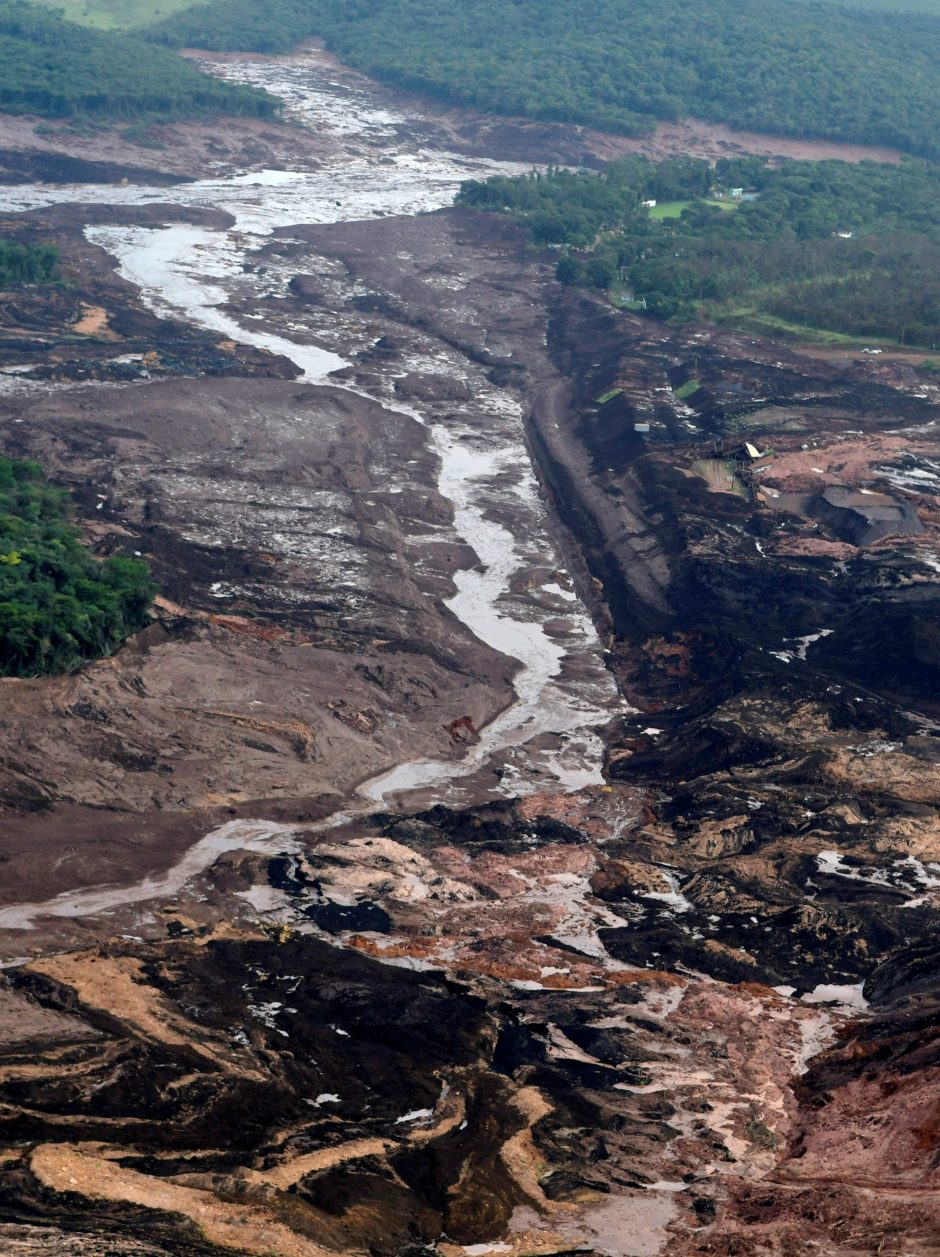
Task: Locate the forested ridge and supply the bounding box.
[0,0,277,121]
[151,0,940,157]
[458,156,940,347]
[0,457,155,677]
[8,0,940,149]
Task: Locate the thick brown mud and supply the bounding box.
[0,45,938,1257]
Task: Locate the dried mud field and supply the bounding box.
[0,44,938,1257]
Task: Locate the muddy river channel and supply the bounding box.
[0,47,624,921]
[1,45,940,1257]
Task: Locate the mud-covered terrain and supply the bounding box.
[0,44,938,1257]
[0,203,300,383]
[0,196,623,913]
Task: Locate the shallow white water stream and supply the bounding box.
[88,222,346,378]
[0,821,303,931]
[361,426,612,803]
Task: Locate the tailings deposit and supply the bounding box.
[1,42,940,1257]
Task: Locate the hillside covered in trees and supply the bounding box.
[0,0,276,120]
[0,457,155,676]
[457,156,940,347]
[151,0,940,157]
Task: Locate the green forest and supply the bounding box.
[7,0,940,149]
[839,0,940,12]
[0,457,155,677]
[0,238,58,285]
[457,156,940,347]
[151,0,940,158]
[36,0,940,31]
[0,0,277,120]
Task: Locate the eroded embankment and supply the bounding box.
[511,282,940,1249]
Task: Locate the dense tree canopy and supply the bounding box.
[0,457,156,676]
[0,0,277,120]
[839,0,940,12]
[0,237,58,285]
[151,0,313,53]
[152,0,940,157]
[458,156,940,347]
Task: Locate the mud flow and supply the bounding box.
[0,45,938,1257]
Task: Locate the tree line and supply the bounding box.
[840,0,940,12]
[150,0,940,158]
[0,0,278,121]
[0,237,58,285]
[457,155,940,347]
[0,456,156,677]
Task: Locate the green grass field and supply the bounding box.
[648,199,738,220]
[27,0,197,29]
[716,306,913,348]
[647,200,694,219]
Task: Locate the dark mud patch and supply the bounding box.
[0,148,190,188]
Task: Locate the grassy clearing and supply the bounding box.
[738,312,861,342]
[595,388,623,405]
[647,200,694,219]
[722,307,910,348]
[674,379,700,400]
[27,0,197,30]
[648,198,738,220]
